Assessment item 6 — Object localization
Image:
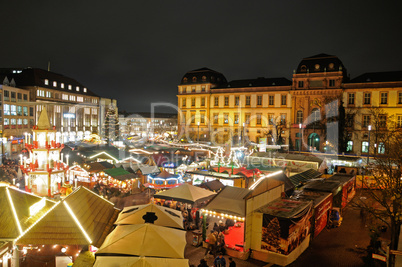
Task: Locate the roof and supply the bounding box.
[256,197,312,219]
[180,67,227,86]
[326,174,355,185]
[302,179,342,195]
[154,183,216,204]
[295,53,347,76]
[0,185,56,240]
[291,190,332,208]
[120,112,177,119]
[205,186,251,217]
[289,169,322,187]
[349,71,402,83]
[104,167,137,180]
[37,107,52,130]
[2,67,98,96]
[85,162,114,173]
[150,170,180,179]
[187,170,245,179]
[199,179,225,192]
[16,187,120,247]
[222,77,291,88]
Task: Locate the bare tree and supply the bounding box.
[263,115,286,145]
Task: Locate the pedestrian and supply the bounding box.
[213,252,226,267]
[197,258,208,267]
[228,257,236,267]
[205,230,217,257]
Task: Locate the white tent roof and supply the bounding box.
[154,183,216,204]
[94,256,189,267]
[96,224,186,259]
[115,203,183,229]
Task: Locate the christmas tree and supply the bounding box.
[102,106,119,143]
[262,217,281,251]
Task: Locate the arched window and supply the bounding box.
[296,110,303,124]
[192,76,197,82]
[310,108,321,124]
[308,133,320,151]
[202,76,207,82]
[183,77,188,83]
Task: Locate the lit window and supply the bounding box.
[11,105,16,116]
[76,86,80,91]
[61,83,65,89]
[83,88,87,93]
[62,94,68,100]
[224,113,229,124]
[53,81,57,87]
[68,85,72,90]
[256,114,262,125]
[346,141,353,152]
[362,141,369,153]
[44,79,49,85]
[4,104,10,115]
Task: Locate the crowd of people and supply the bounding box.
[0,159,20,185]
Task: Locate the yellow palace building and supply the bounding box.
[177,54,402,156]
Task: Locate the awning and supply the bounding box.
[289,169,322,187]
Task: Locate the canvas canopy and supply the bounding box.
[154,183,216,204]
[94,256,189,267]
[205,186,251,217]
[96,224,186,259]
[115,203,183,229]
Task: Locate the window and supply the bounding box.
[4,118,9,128]
[399,92,402,104]
[44,79,49,85]
[364,93,371,105]
[17,93,22,101]
[298,81,304,88]
[182,98,186,107]
[83,88,87,93]
[311,108,320,124]
[224,113,229,124]
[201,97,205,107]
[329,79,335,87]
[23,94,28,101]
[76,86,80,92]
[53,81,57,87]
[55,106,61,113]
[62,94,68,100]
[202,76,206,82]
[379,115,387,128]
[281,95,287,105]
[235,96,239,106]
[378,142,385,154]
[4,104,10,115]
[245,113,251,124]
[77,96,83,102]
[213,113,219,124]
[362,141,369,153]
[201,86,206,92]
[269,95,274,106]
[224,96,229,106]
[192,87,195,93]
[214,97,219,106]
[296,110,303,124]
[346,141,353,152]
[280,114,286,125]
[191,98,195,106]
[4,91,9,101]
[268,113,274,125]
[69,95,76,101]
[246,96,251,106]
[200,113,205,124]
[17,106,22,116]
[29,107,34,116]
[23,119,28,126]
[61,83,65,89]
[37,90,45,97]
[10,105,16,116]
[68,85,72,90]
[256,114,262,125]
[398,115,402,128]
[46,91,52,98]
[11,92,16,102]
[234,114,239,124]
[17,118,22,125]
[23,106,28,116]
[380,92,388,105]
[346,114,354,127]
[348,93,355,105]
[192,77,197,82]
[362,115,371,127]
[257,95,262,106]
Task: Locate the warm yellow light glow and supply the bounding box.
[64,201,92,244]
[89,152,118,162]
[6,187,23,235]
[249,170,283,190]
[29,198,46,216]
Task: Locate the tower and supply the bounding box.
[20,107,68,197]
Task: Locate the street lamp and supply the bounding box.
[197,121,200,143]
[367,125,371,165]
[299,123,302,153]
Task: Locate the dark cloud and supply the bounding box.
[1,0,402,112]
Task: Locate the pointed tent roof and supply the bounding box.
[96,224,186,259]
[115,203,183,229]
[154,183,216,204]
[15,186,120,247]
[0,185,55,240]
[37,107,52,130]
[94,256,189,267]
[205,186,251,217]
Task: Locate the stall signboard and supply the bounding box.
[313,194,333,237]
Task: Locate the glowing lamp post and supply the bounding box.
[299,123,302,153]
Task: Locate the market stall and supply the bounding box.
[154,183,216,204]
[187,170,248,188]
[145,170,183,189]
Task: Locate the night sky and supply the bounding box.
[2,1,402,113]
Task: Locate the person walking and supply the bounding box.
[197,258,208,267]
[228,257,236,267]
[213,253,226,267]
[205,230,217,258]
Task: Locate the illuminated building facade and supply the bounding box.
[178,55,402,156]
